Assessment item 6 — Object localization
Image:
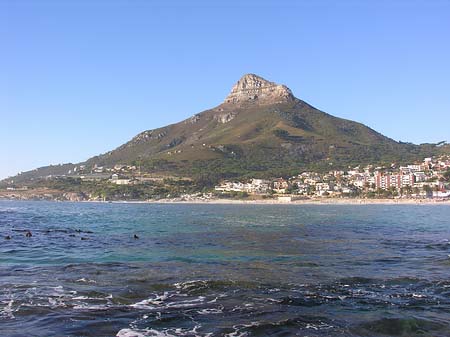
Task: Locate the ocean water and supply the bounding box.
[1,201,450,337]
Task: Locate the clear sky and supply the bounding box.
[1,0,449,179]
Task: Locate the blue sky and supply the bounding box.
[1,0,449,179]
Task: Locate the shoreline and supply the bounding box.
[2,197,449,205]
[148,198,450,205]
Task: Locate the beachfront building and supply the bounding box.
[215,179,270,194]
[375,173,415,190]
[273,178,289,193]
[213,155,449,199]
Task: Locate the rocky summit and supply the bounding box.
[224,74,294,105]
[4,73,444,184]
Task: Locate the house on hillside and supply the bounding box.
[273,178,289,193]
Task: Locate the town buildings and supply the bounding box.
[214,155,450,199]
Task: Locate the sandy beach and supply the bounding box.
[1,189,449,205]
[149,197,450,206]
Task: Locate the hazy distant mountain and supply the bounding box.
[4,74,448,184]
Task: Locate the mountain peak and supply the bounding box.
[224,73,294,105]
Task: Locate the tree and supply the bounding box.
[388,186,398,197]
[404,185,413,196]
[193,173,221,190]
[423,184,433,198]
[286,184,298,194]
[364,182,370,192]
[443,168,450,182]
[376,188,383,197]
[306,185,315,196]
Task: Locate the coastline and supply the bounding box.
[148,197,450,205]
[1,190,449,206]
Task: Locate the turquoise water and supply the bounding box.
[1,200,450,336]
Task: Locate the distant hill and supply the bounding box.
[4,74,448,185]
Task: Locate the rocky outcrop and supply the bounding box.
[224,74,294,105]
[63,192,87,202]
[214,112,236,123]
[186,114,201,124]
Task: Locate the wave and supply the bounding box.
[2,276,450,336]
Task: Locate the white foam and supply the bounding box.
[116,323,210,336]
[76,278,97,283]
[73,304,110,310]
[73,296,90,300]
[174,280,206,290]
[166,296,205,308]
[116,329,149,337]
[72,294,112,301]
[130,292,170,309]
[116,328,176,337]
[305,322,334,330]
[207,297,217,303]
[223,332,248,337]
[130,293,205,310]
[0,299,15,319]
[224,322,259,337]
[197,308,223,315]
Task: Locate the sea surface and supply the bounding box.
[1,200,450,337]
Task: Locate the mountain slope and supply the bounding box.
[3,74,446,184]
[84,74,422,172]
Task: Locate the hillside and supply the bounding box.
[3,74,448,185]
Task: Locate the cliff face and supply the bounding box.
[224,74,294,105]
